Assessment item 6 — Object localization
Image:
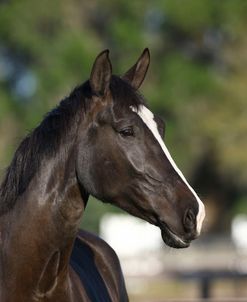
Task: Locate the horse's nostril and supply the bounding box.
[183,208,196,232]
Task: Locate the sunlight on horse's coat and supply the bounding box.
[131,105,205,235]
[0,48,205,302]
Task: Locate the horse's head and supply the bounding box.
[76,49,205,248]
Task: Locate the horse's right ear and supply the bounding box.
[90,50,112,97]
[123,48,150,90]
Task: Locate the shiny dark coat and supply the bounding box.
[0,49,201,301]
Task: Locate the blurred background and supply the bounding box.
[0,0,247,300]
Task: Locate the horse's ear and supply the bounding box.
[90,50,112,96]
[123,48,150,90]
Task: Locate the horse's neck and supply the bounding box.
[0,143,86,301]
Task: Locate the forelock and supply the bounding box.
[110,75,145,111]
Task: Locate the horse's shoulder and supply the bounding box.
[77,229,119,264]
[75,229,129,302]
[77,230,122,275]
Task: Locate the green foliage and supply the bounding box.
[163,0,216,31]
[232,196,247,215]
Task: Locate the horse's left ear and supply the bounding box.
[90,50,112,96]
[123,48,150,90]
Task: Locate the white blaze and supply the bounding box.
[131,105,205,235]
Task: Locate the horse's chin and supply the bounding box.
[161,226,190,249]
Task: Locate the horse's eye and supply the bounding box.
[119,127,134,137]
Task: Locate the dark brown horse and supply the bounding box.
[0,49,205,301]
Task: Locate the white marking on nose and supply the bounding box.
[131,105,205,234]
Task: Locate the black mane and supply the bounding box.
[0,76,144,215]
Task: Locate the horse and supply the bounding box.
[0,49,205,302]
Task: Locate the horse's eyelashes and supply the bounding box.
[119,127,134,137]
